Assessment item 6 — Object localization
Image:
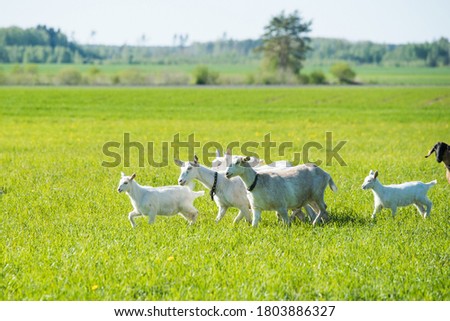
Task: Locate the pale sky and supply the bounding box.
[1,0,449,45]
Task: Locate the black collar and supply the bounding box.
[209,171,218,201]
[247,173,259,192]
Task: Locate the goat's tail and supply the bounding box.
[426,179,437,187]
[328,177,338,193]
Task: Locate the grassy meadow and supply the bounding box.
[1,87,449,300]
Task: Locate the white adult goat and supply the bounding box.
[361,170,436,219]
[175,156,252,223]
[225,156,337,227]
[212,150,318,222]
[117,172,204,227]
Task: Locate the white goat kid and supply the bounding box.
[361,170,437,219]
[175,156,252,224]
[225,157,337,227]
[117,172,204,227]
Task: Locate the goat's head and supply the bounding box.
[211,149,223,169]
[211,148,233,169]
[225,156,251,179]
[425,142,449,163]
[117,172,136,193]
[175,155,199,186]
[361,170,378,190]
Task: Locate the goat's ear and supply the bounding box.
[373,171,378,179]
[226,148,231,155]
[130,173,136,181]
[243,156,251,162]
[425,144,437,158]
[216,149,221,157]
[369,170,374,176]
[174,159,184,167]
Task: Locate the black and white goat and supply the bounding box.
[425,141,450,184]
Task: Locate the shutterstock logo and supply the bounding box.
[102,132,347,168]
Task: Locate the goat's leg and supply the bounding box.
[276,212,283,222]
[128,211,141,228]
[307,202,320,222]
[371,204,382,219]
[276,208,290,226]
[312,199,328,226]
[290,208,307,222]
[147,212,156,224]
[309,199,328,223]
[390,206,398,218]
[422,197,432,218]
[305,202,320,222]
[180,206,199,224]
[215,206,228,223]
[252,208,262,227]
[234,207,252,224]
[414,203,426,217]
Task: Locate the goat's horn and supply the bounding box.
[425,144,438,158]
[130,173,136,180]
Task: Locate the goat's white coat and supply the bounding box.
[176,159,252,223]
[361,170,436,219]
[211,150,259,171]
[212,151,317,222]
[254,160,293,172]
[225,157,337,227]
[117,173,204,227]
[211,149,292,172]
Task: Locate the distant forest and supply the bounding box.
[0,26,449,67]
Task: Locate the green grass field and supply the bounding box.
[1,87,449,300]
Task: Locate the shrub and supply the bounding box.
[297,74,310,84]
[0,69,5,85]
[192,65,219,85]
[157,72,190,86]
[88,67,101,76]
[330,63,356,84]
[111,75,120,85]
[245,73,256,85]
[309,71,327,84]
[25,64,39,75]
[55,68,82,85]
[117,69,146,85]
[11,64,24,75]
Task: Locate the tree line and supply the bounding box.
[0,25,448,67]
[0,26,99,63]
